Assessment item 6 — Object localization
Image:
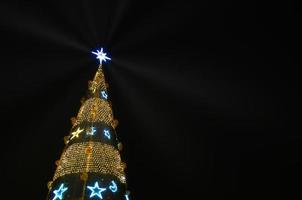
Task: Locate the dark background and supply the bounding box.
[0,0,298,199]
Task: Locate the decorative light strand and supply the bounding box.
[53,142,126,183]
[76,98,114,127]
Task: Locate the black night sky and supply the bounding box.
[0,0,298,200]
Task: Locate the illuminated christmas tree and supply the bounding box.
[46,48,130,200]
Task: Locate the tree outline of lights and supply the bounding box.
[47,49,132,200]
[76,97,114,127]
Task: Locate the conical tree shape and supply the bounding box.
[46,65,130,200]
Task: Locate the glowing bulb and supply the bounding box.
[92,48,111,65]
[121,176,126,182]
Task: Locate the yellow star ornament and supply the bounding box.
[70,127,84,140]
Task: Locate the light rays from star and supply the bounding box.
[0,4,89,52]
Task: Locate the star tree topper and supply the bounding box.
[92,48,111,65]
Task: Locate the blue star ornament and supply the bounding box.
[52,183,68,200]
[101,91,108,99]
[87,182,107,199]
[104,129,111,139]
[92,48,111,65]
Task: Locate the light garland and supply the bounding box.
[53,142,126,183]
[76,97,114,127]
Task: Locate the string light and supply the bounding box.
[88,68,107,93]
[48,53,131,200]
[76,97,114,127]
[53,142,126,183]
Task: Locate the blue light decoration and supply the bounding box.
[125,194,130,200]
[87,126,97,136]
[108,180,118,193]
[104,129,111,139]
[100,91,108,99]
[92,48,111,65]
[87,182,107,199]
[52,183,68,200]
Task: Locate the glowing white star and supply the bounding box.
[87,182,106,199]
[52,183,68,200]
[92,48,111,65]
[109,180,118,193]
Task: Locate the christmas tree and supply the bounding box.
[46,48,130,200]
